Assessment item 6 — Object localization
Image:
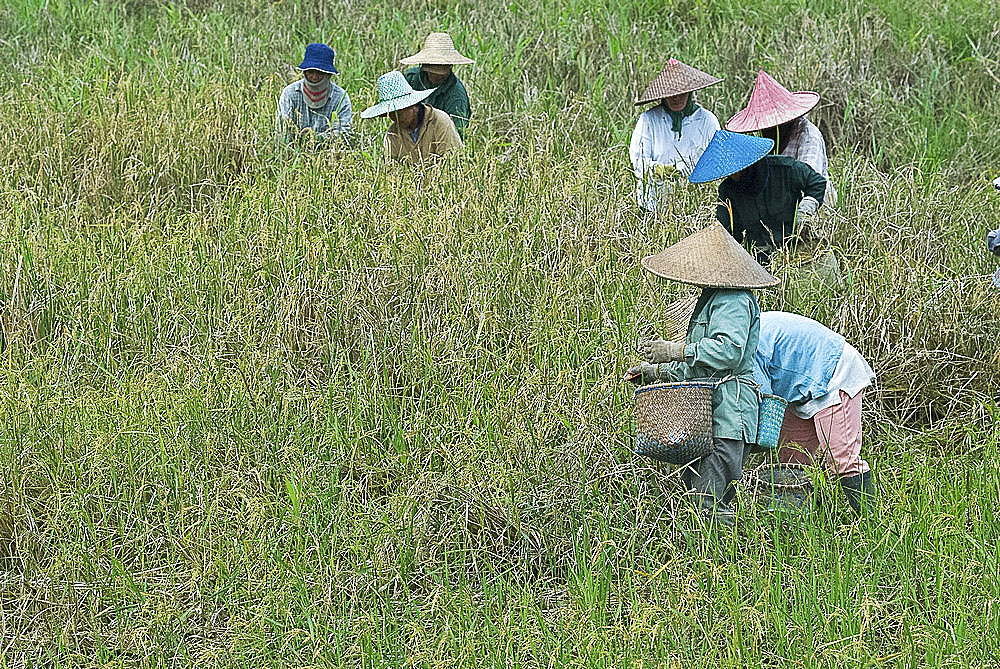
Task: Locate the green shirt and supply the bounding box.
[654,288,761,442]
[404,67,471,138]
[716,155,827,256]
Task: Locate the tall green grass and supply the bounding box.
[0,0,998,666]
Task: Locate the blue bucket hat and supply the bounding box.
[298,43,338,75]
[688,130,774,184]
[993,267,1000,289]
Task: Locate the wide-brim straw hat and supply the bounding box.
[635,58,722,105]
[726,69,820,132]
[360,71,436,119]
[688,130,774,183]
[641,222,781,289]
[400,32,475,66]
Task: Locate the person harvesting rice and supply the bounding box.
[689,129,827,264]
[401,32,475,139]
[628,59,723,212]
[726,70,837,206]
[753,312,877,514]
[360,71,463,162]
[626,222,780,526]
[275,43,352,147]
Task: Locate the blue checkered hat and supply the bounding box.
[993,267,1000,289]
[360,71,436,119]
[688,130,775,183]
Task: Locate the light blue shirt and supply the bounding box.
[753,312,874,418]
[988,226,1000,256]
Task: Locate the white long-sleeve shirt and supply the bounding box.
[628,105,720,212]
[781,117,837,207]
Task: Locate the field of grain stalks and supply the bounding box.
[1,0,999,666]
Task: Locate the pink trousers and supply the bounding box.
[777,390,870,478]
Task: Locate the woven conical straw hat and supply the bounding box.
[726,70,819,132]
[400,32,475,65]
[641,222,781,289]
[635,59,722,105]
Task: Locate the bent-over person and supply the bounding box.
[360,71,463,163]
[753,312,877,514]
[627,222,781,526]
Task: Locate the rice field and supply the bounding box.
[0,0,998,666]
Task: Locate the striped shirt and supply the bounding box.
[781,117,837,206]
[276,80,352,146]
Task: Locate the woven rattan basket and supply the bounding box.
[634,381,715,465]
[755,393,789,450]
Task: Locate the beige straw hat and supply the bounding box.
[635,58,722,105]
[400,32,475,66]
[641,222,781,289]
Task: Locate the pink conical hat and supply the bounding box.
[725,70,819,132]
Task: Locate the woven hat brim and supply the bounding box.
[635,72,722,105]
[640,222,781,289]
[400,50,475,65]
[360,87,436,118]
[993,267,1000,289]
[725,92,819,132]
[297,63,339,75]
[688,132,774,184]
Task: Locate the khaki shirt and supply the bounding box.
[385,104,463,163]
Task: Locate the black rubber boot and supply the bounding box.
[840,471,876,515]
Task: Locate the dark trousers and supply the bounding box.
[682,437,749,512]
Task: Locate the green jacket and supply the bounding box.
[404,67,471,138]
[716,155,826,258]
[653,288,761,442]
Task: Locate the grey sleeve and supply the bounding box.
[275,90,298,144]
[337,93,353,134]
[988,227,1000,256]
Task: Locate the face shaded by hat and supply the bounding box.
[360,71,436,119]
[635,59,722,106]
[641,222,780,289]
[725,70,819,133]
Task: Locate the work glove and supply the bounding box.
[797,196,820,218]
[640,337,686,363]
[652,164,680,180]
[987,229,1000,257]
[624,362,659,386]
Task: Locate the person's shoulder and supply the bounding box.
[451,75,470,95]
[427,105,455,124]
[690,106,719,123]
[329,81,350,102]
[766,154,800,168]
[800,117,823,135]
[638,105,666,121]
[279,80,303,99]
[709,288,756,303]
